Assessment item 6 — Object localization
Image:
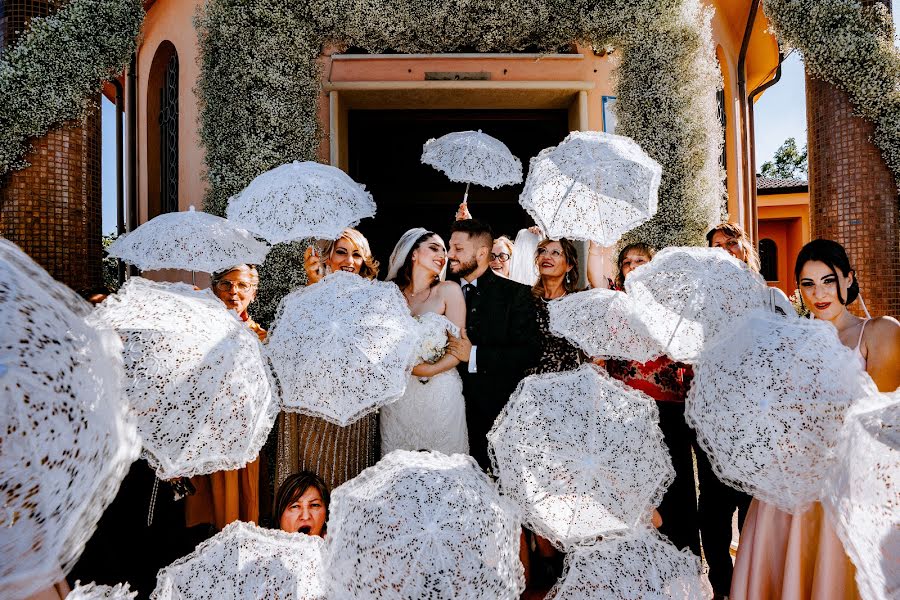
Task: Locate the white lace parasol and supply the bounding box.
[151,521,326,600]
[226,161,376,244]
[0,239,140,600]
[547,288,664,363]
[823,391,899,600]
[106,206,270,273]
[67,582,137,600]
[488,364,673,549]
[547,527,712,599]
[421,130,523,194]
[625,247,769,362]
[325,450,525,599]
[519,130,661,245]
[89,277,277,480]
[266,271,420,426]
[685,309,878,514]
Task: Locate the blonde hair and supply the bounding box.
[706,223,760,272]
[322,228,380,280]
[493,236,514,256]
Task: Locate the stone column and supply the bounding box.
[806,0,899,317]
[0,2,103,294]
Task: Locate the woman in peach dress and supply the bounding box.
[731,239,900,600]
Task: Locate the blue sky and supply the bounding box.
[99,3,900,234]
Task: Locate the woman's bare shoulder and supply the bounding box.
[868,315,900,343]
[437,280,464,296]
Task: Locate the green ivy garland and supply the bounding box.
[196,0,724,327]
[0,0,145,176]
[763,0,900,190]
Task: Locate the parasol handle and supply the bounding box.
[463,182,470,204]
[664,285,698,355]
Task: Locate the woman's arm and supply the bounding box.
[865,316,900,392]
[413,283,465,377]
[586,241,615,289]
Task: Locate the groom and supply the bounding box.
[446,219,540,471]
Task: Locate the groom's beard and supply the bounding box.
[449,256,479,279]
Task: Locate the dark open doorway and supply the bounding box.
[347,109,569,274]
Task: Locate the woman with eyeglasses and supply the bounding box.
[525,238,585,376]
[185,264,265,532]
[489,236,514,278]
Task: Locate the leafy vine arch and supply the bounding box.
[195,0,725,324]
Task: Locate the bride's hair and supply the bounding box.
[393,231,440,291]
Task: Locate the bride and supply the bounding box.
[381,228,469,456]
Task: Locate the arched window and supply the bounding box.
[759,238,778,282]
[147,42,179,219]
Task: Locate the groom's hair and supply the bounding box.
[450,219,493,249]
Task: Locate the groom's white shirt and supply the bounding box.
[460,277,478,374]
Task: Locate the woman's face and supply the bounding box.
[799,260,853,321]
[412,235,447,277]
[710,231,747,263]
[536,241,571,279]
[490,241,511,277]
[279,486,327,537]
[327,237,364,275]
[213,269,257,315]
[620,250,651,281]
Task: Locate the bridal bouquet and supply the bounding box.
[414,313,459,364]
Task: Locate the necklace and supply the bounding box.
[404,286,432,301]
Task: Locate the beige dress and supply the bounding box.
[275,413,378,493]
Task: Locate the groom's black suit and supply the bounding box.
[457,268,540,470]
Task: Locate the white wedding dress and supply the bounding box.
[380,313,469,456]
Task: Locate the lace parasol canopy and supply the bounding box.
[151,521,325,599]
[547,527,712,599]
[548,288,664,363]
[685,309,878,513]
[226,161,376,244]
[421,130,523,190]
[488,364,674,550]
[66,582,137,600]
[266,271,420,426]
[106,206,270,273]
[0,239,140,600]
[625,246,769,362]
[90,277,277,480]
[823,391,899,600]
[519,130,661,245]
[325,450,525,599]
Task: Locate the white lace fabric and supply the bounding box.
[625,247,769,362]
[547,528,712,599]
[519,130,661,245]
[823,391,899,600]
[106,207,270,273]
[325,450,525,599]
[548,288,664,363]
[685,309,878,513]
[1,239,140,600]
[151,521,326,600]
[226,161,377,244]
[488,364,673,550]
[267,271,420,427]
[421,130,523,188]
[89,277,276,479]
[67,582,137,600]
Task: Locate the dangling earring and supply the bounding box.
[565,271,571,284]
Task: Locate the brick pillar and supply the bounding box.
[806,0,899,318]
[0,1,104,294]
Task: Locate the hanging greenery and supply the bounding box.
[196,0,724,327]
[763,0,900,190]
[0,0,144,176]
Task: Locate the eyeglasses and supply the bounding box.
[214,280,257,293]
[536,247,564,258]
[490,253,511,262]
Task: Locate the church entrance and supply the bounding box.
[347,109,569,273]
